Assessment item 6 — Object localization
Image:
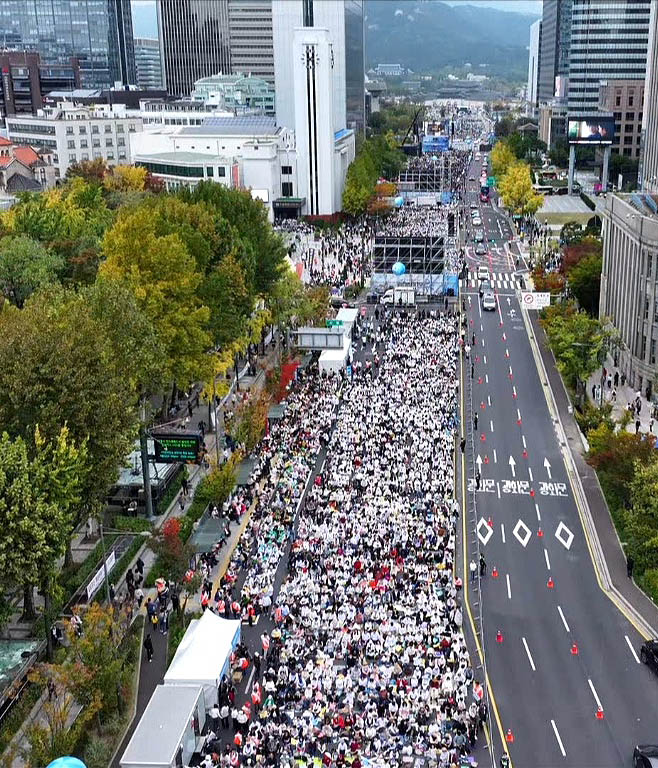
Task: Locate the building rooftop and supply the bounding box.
[627,192,658,218]
[135,151,228,165]
[200,115,278,135]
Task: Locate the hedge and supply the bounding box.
[112,516,153,533]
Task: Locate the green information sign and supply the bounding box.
[153,432,202,463]
[327,319,344,328]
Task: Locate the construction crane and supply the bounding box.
[399,106,424,150]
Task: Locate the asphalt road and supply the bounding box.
[460,154,658,768]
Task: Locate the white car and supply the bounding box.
[477,265,490,281]
[482,292,496,311]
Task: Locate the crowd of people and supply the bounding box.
[197,305,483,768]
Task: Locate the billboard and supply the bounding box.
[422,135,450,153]
[521,291,551,310]
[568,116,615,145]
[153,432,203,463]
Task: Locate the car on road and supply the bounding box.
[640,639,658,673]
[478,279,491,297]
[470,202,478,210]
[481,292,496,311]
[472,217,482,227]
[633,745,658,768]
[475,244,487,256]
[473,230,484,243]
[477,265,489,280]
[469,176,475,181]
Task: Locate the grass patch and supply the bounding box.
[0,682,43,754]
[112,516,153,533]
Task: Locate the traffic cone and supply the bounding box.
[537,527,544,538]
[484,455,489,464]
[502,333,507,341]
[505,350,510,358]
[596,707,604,720]
[509,373,514,380]
[547,576,554,589]
[492,566,499,579]
[517,418,522,426]
[571,643,579,655]
[512,390,517,398]
[478,377,483,384]
[500,321,504,328]
[496,630,503,643]
[522,449,528,458]
[530,488,535,498]
[487,517,493,528]
[506,729,514,743]
[481,433,486,442]
[480,401,486,410]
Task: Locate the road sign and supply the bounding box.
[86,550,116,600]
[326,319,344,327]
[521,291,551,310]
[153,432,202,463]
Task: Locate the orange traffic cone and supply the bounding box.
[491,566,499,579]
[596,707,604,720]
[481,433,486,442]
[522,449,528,458]
[484,455,489,464]
[537,528,544,538]
[530,488,536,498]
[571,643,579,655]
[496,630,503,643]
[506,729,514,743]
[547,576,554,589]
[487,517,493,529]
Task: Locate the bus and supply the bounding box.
[480,185,490,203]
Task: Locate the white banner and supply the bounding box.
[86,550,116,601]
[520,291,551,310]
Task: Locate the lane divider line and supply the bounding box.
[588,678,603,711]
[625,635,640,664]
[551,719,567,757]
[557,606,570,633]
[544,548,551,571]
[506,573,512,600]
[522,637,536,671]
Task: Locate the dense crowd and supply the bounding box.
[200,308,483,768]
[375,206,451,239]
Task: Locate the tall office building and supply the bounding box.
[642,0,658,192]
[228,0,274,83]
[538,0,572,102]
[272,0,364,133]
[527,20,542,115]
[157,0,232,96]
[568,0,651,113]
[134,38,163,90]
[0,0,135,89]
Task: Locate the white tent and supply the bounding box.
[163,610,240,707]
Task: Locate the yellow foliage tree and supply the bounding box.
[104,164,148,191]
[498,162,544,218]
[491,141,517,180]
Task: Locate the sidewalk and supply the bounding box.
[529,312,658,635]
[586,355,656,435]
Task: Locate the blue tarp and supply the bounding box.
[441,191,453,204]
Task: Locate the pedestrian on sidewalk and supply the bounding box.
[636,418,641,434]
[479,553,487,577]
[614,371,619,387]
[627,555,635,579]
[135,586,144,609]
[144,633,154,663]
[460,438,466,454]
[181,476,189,497]
[612,388,617,402]
[470,560,478,582]
[220,703,230,729]
[650,418,655,434]
[210,703,220,732]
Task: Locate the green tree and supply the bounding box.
[199,251,253,348]
[498,162,543,217]
[560,220,584,245]
[566,248,602,316]
[626,458,658,573]
[65,158,108,184]
[0,235,63,307]
[100,206,212,389]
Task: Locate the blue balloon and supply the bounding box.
[47,759,87,768]
[392,261,406,276]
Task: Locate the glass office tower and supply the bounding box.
[344,0,365,134]
[0,0,135,88]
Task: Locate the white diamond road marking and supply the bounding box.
[513,519,532,548]
[555,521,574,550]
[477,517,494,546]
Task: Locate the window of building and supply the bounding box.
[68,139,76,149]
[79,126,86,134]
[68,153,77,162]
[614,112,622,121]
[105,138,113,147]
[129,124,136,132]
[628,90,635,106]
[624,147,633,156]
[105,125,112,133]
[81,153,89,161]
[206,167,214,177]
[116,125,124,133]
[93,139,100,148]
[218,167,226,177]
[66,126,73,135]
[117,138,125,147]
[80,140,88,148]
[119,151,127,159]
[282,181,293,197]
[282,165,292,175]
[92,125,99,134]
[615,93,621,107]
[624,135,634,145]
[625,112,635,121]
[107,152,114,160]
[93,151,102,159]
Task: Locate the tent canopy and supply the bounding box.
[163,610,240,703]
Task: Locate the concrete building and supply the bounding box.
[374,64,405,77]
[6,102,142,180]
[527,19,542,116]
[539,102,568,149]
[139,99,241,128]
[227,0,274,83]
[598,79,644,159]
[0,0,135,89]
[134,38,163,90]
[0,136,56,192]
[642,0,658,193]
[568,0,651,114]
[538,0,572,103]
[273,0,364,134]
[191,74,275,114]
[0,50,81,120]
[600,192,658,395]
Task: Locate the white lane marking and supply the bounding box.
[493,449,497,463]
[501,523,506,543]
[535,502,541,521]
[557,606,570,633]
[625,635,640,664]
[506,573,512,599]
[483,355,487,365]
[512,385,517,398]
[528,466,534,482]
[488,395,492,406]
[245,666,256,693]
[480,323,483,332]
[517,407,522,420]
[482,338,485,347]
[497,481,501,499]
[522,435,527,449]
[485,374,489,384]
[588,679,603,710]
[544,548,551,570]
[490,420,494,433]
[522,637,536,671]
[551,719,567,757]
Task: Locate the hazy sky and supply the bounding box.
[130,0,542,39]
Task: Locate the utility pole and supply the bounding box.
[140,399,154,518]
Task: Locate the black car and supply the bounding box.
[634,745,658,768]
[640,639,658,673]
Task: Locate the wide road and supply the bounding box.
[459,152,658,767]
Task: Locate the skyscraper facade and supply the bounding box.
[568,0,651,113]
[0,0,135,88]
[228,0,274,83]
[134,38,163,90]
[157,0,231,96]
[641,0,658,192]
[538,0,572,102]
[527,20,542,114]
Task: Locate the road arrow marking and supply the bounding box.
[476,455,483,472]
[468,296,472,305]
[509,455,516,477]
[544,457,552,479]
[506,297,511,306]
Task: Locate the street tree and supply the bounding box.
[560,220,584,245]
[491,140,516,179]
[199,251,254,348]
[627,458,658,573]
[498,162,543,218]
[0,235,63,307]
[565,246,602,316]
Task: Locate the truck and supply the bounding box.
[381,287,416,306]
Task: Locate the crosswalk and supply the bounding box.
[460,272,524,291]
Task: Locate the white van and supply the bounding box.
[482,293,496,311]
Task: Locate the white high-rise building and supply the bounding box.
[527,19,542,116]
[642,0,658,193]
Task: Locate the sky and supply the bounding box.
[130,0,542,39]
